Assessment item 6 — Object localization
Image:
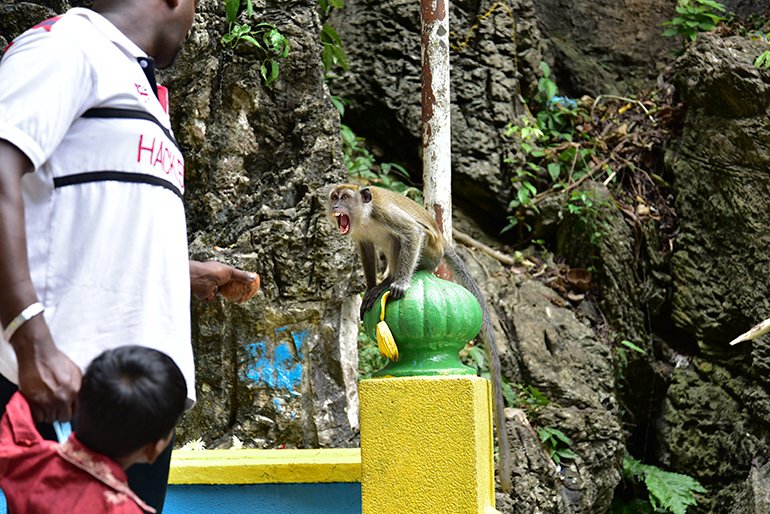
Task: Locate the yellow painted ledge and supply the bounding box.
[169,448,361,485]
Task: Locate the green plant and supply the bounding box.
[566,189,610,246]
[502,62,595,236]
[621,456,707,514]
[338,117,421,202]
[222,0,290,87]
[318,0,350,72]
[755,50,770,68]
[620,339,647,355]
[661,0,727,49]
[537,427,578,466]
[358,329,388,379]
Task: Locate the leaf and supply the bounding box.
[240,33,264,51]
[620,340,647,355]
[467,346,487,370]
[755,51,770,68]
[523,181,537,196]
[265,28,290,57]
[321,23,343,45]
[545,80,558,101]
[623,456,707,514]
[501,380,516,407]
[549,428,572,445]
[517,187,532,206]
[330,95,346,116]
[539,61,551,78]
[261,59,280,87]
[225,0,240,22]
[382,162,409,179]
[322,44,335,71]
[547,162,561,181]
[556,448,578,460]
[221,31,236,44]
[331,44,350,70]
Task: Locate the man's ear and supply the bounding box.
[360,187,372,204]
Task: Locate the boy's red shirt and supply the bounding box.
[0,392,155,513]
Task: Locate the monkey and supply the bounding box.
[327,183,513,494]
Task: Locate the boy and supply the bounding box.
[0,346,187,513]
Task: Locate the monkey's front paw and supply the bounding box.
[389,283,409,300]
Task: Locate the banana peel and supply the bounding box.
[376,291,399,361]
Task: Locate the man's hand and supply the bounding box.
[12,316,82,423]
[190,260,260,303]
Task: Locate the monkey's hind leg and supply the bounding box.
[361,277,394,318]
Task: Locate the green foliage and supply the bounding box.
[321,23,350,72]
[621,456,707,514]
[537,427,578,466]
[503,62,597,237]
[222,0,290,87]
[318,0,350,72]
[461,344,549,412]
[337,104,420,201]
[661,0,727,50]
[755,50,770,69]
[619,339,647,355]
[565,189,611,246]
[358,330,387,379]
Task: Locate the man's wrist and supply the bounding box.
[2,301,44,342]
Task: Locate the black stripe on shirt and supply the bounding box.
[82,107,181,152]
[53,171,183,200]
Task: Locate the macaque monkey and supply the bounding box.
[327,183,513,493]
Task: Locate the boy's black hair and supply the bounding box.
[76,345,187,460]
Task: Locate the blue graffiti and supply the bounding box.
[243,328,308,396]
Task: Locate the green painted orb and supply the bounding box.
[362,270,483,377]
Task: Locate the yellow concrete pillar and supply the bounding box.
[359,375,498,514]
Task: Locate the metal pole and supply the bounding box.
[420,0,452,243]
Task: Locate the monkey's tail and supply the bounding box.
[444,245,513,494]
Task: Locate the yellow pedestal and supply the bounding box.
[359,375,498,514]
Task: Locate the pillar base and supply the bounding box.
[359,375,498,513]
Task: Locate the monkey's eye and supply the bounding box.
[341,193,350,200]
[331,193,338,201]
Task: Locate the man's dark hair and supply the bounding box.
[76,346,187,459]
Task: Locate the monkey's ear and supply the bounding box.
[360,187,372,204]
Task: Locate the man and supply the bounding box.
[0,0,258,510]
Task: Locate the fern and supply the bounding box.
[623,456,707,514]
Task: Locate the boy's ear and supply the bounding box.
[144,432,174,465]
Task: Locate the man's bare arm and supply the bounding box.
[0,139,81,423]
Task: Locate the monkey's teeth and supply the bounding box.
[336,213,351,235]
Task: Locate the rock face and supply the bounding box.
[531,0,677,96]
[660,32,770,512]
[162,0,362,449]
[328,0,548,230]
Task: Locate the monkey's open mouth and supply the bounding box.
[335,213,351,235]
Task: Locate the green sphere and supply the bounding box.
[362,270,483,377]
